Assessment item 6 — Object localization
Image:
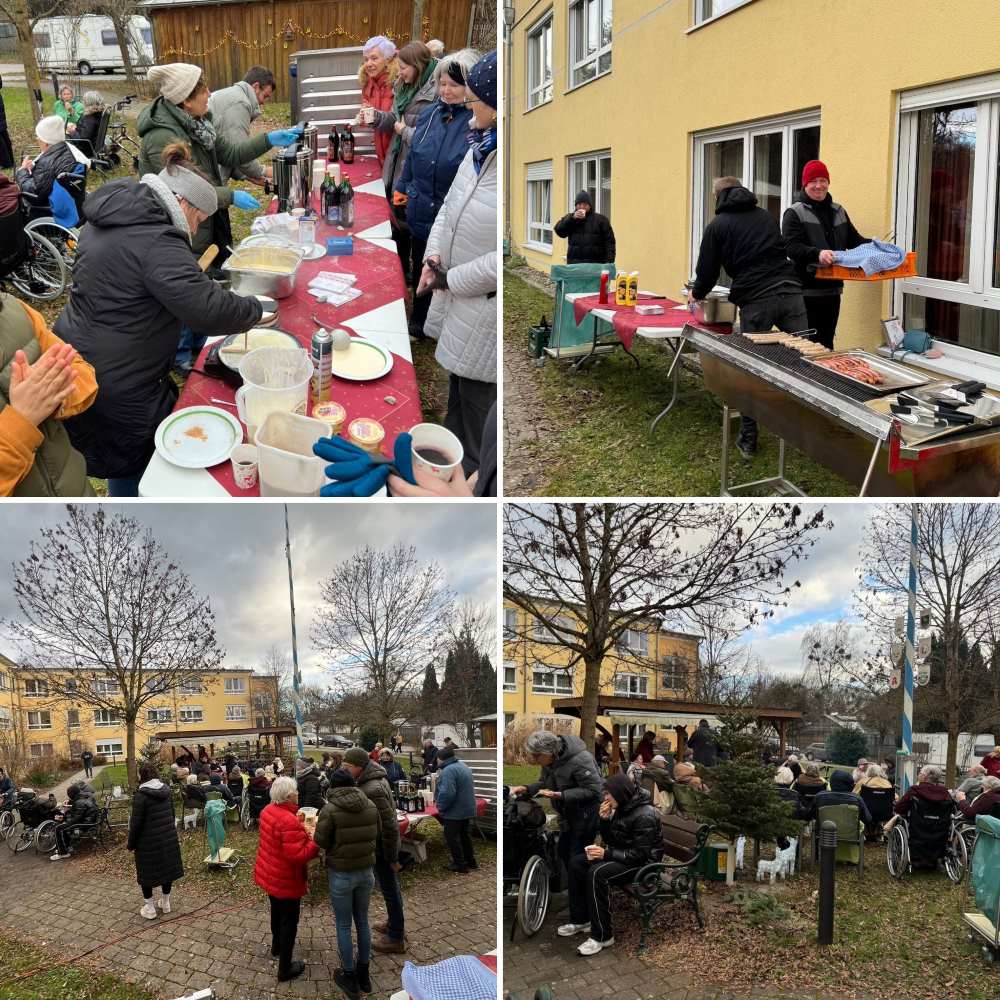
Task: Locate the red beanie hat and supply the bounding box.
[802,159,830,187]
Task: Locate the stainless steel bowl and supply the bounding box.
[699,297,737,323]
[221,247,304,299]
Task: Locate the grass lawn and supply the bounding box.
[503,268,856,496]
[0,932,155,1000]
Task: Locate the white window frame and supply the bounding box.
[23,679,48,698]
[146,707,172,724]
[503,606,518,638]
[567,150,612,219]
[612,672,648,698]
[92,678,119,696]
[0,673,8,691]
[27,710,52,730]
[567,0,612,91]
[662,655,689,691]
[225,704,248,721]
[179,706,204,723]
[526,10,553,110]
[224,677,246,694]
[93,708,120,727]
[30,742,54,758]
[503,660,518,693]
[690,110,822,282]
[67,708,80,729]
[179,679,202,695]
[616,628,649,657]
[0,706,11,730]
[96,740,123,757]
[893,75,1000,339]
[531,663,574,695]
[690,0,757,31]
[526,160,554,253]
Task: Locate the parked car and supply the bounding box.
[803,743,828,761]
[324,735,355,749]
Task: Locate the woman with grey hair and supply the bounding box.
[392,47,479,338]
[252,775,319,982]
[509,729,602,906]
[956,774,1000,820]
[74,91,105,149]
[957,764,988,798]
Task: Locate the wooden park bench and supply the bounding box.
[621,813,712,953]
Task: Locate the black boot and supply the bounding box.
[277,959,305,982]
[355,960,372,993]
[333,967,361,998]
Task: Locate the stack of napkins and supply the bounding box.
[308,271,362,306]
[251,213,295,235]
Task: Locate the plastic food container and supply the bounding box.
[254,411,333,497]
[348,417,385,454]
[313,400,346,434]
[326,237,354,256]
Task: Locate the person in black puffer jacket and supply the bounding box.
[295,757,326,810]
[690,177,807,458]
[56,141,261,496]
[49,784,100,860]
[128,763,184,918]
[553,190,615,265]
[562,772,663,956]
[14,115,79,220]
[782,160,867,350]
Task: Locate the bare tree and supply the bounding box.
[256,644,291,725]
[684,604,762,703]
[504,503,830,749]
[855,504,1000,785]
[4,505,224,788]
[311,544,454,739]
[0,0,70,122]
[799,619,862,715]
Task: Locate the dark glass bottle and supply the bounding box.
[340,124,355,164]
[327,130,339,163]
[339,177,354,227]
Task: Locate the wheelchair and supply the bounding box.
[241,783,269,830]
[0,789,16,839]
[5,790,59,855]
[886,797,967,883]
[502,789,561,940]
[23,168,87,273]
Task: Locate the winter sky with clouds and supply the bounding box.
[0,503,497,689]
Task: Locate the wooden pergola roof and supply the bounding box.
[551,695,802,726]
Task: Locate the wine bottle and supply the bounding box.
[339,177,354,227]
[341,124,355,164]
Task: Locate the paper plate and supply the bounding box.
[217,327,301,370]
[300,243,326,260]
[330,338,394,382]
[154,407,243,469]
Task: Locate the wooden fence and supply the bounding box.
[145,0,481,102]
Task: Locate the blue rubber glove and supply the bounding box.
[232,190,260,211]
[267,127,303,148]
[314,433,415,497]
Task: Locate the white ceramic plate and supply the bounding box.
[329,337,394,382]
[154,407,243,469]
[217,327,301,370]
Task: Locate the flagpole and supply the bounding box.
[901,504,918,793]
[284,504,305,759]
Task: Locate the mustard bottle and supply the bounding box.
[626,271,639,308]
[614,271,629,306]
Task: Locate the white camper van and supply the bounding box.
[33,15,154,76]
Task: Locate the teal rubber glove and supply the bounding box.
[314,433,415,497]
[267,126,303,148]
[232,190,259,211]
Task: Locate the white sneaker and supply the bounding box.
[140,902,158,920]
[49,853,70,861]
[577,937,614,956]
[556,922,591,937]
[157,895,171,914]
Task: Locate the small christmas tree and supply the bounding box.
[826,726,869,766]
[692,714,800,844]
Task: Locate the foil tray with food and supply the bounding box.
[221,246,304,299]
[807,350,929,393]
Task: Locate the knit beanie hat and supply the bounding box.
[35,115,65,145]
[363,35,397,60]
[467,49,497,110]
[148,63,203,105]
[802,159,830,187]
[604,772,635,807]
[436,745,456,763]
[158,163,218,216]
[294,756,313,777]
[344,747,370,768]
[328,767,355,788]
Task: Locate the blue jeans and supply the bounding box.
[328,867,375,970]
[373,853,405,941]
[106,475,141,497]
[175,325,207,371]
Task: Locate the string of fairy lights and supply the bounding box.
[160,18,431,60]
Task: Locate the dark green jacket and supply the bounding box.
[0,295,93,497]
[313,786,380,871]
[136,96,271,254]
[357,760,400,864]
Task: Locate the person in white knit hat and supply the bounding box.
[15,115,79,219]
[137,62,301,371]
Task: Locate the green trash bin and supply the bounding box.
[550,262,614,357]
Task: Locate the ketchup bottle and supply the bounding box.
[598,269,610,304]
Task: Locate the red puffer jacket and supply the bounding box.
[362,72,394,166]
[253,801,319,899]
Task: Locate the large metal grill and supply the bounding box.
[722,334,887,403]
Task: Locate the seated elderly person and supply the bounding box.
[53,86,83,130]
[855,763,894,840]
[182,772,208,808]
[955,775,1000,820]
[793,761,827,811]
[49,783,100,860]
[15,116,80,220]
[73,92,105,149]
[851,759,869,785]
[813,769,872,826]
[672,760,707,791]
[957,764,988,799]
[208,771,236,805]
[561,773,663,957]
[782,754,802,781]
[889,764,957,867]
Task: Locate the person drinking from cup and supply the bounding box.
[553,190,615,265]
[559,773,664,956]
[53,86,83,132]
[358,37,398,167]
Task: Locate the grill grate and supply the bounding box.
[721,334,887,403]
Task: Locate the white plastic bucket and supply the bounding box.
[254,410,332,497]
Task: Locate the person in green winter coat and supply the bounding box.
[53,86,83,130]
[313,768,381,999]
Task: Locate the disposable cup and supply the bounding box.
[230,443,258,490]
[409,423,464,481]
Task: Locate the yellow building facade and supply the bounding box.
[0,654,279,763]
[508,0,1000,361]
[502,601,701,745]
